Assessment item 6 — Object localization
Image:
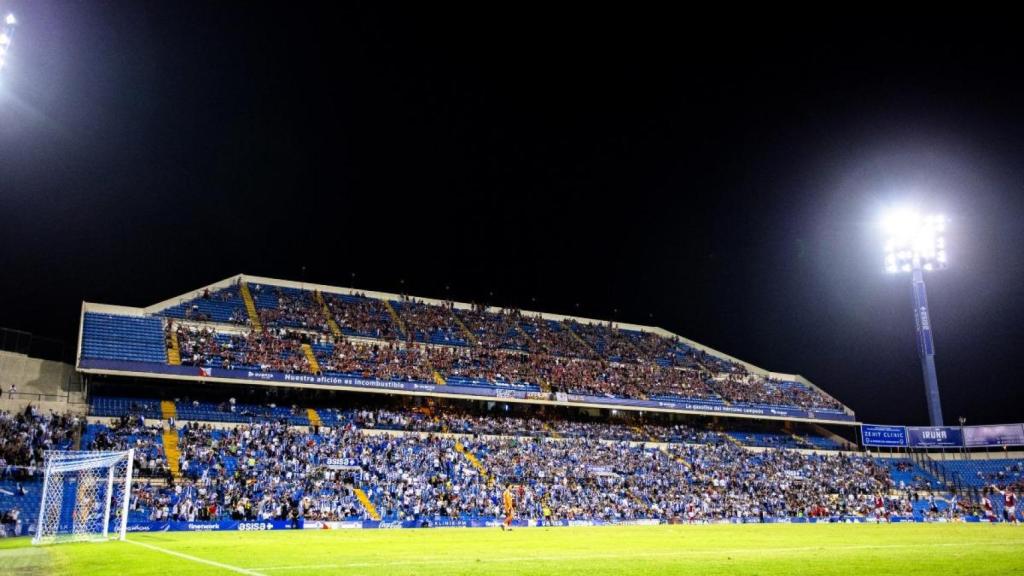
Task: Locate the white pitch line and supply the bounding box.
[126,539,267,576]
[256,541,1009,571]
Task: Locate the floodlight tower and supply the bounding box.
[883,209,948,426]
[0,13,16,72]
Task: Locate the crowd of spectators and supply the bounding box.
[392,298,467,345]
[86,414,170,479]
[0,407,80,477]
[712,376,844,411]
[258,289,329,332]
[322,293,401,340]
[521,318,597,359]
[0,408,81,537]
[162,421,365,523]
[319,339,434,382]
[176,325,315,375]
[163,286,846,411]
[172,322,843,409]
[336,406,721,444]
[455,306,532,350]
[571,322,644,362]
[427,347,542,388]
[117,415,906,524]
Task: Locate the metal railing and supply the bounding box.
[0,326,71,363]
[0,390,82,403]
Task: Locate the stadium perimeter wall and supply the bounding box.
[0,349,85,413]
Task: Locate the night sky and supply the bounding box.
[1,3,1022,426]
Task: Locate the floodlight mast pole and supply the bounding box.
[910,257,943,426]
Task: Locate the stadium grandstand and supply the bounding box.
[76,274,853,423]
[2,274,1021,544]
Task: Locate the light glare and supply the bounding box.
[882,207,949,273]
[4,14,15,26]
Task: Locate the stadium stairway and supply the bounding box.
[660,447,692,470]
[354,488,381,521]
[307,408,322,427]
[240,283,262,331]
[513,322,537,347]
[166,327,181,365]
[161,400,176,421]
[382,300,408,339]
[565,324,598,356]
[790,433,814,449]
[542,422,562,438]
[632,425,659,443]
[450,312,478,345]
[162,428,182,479]
[455,441,491,481]
[632,426,691,469]
[300,344,320,373]
[313,291,342,339]
[722,432,746,448]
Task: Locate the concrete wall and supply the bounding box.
[0,350,86,413]
[0,350,78,396]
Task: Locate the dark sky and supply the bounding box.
[1,3,1022,426]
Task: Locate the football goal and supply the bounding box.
[32,449,134,545]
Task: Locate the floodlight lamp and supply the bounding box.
[5,14,15,26]
[882,208,921,239]
[882,207,949,273]
[0,34,9,46]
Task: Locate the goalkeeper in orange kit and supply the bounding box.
[501,483,515,531]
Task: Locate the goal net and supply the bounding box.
[32,450,134,545]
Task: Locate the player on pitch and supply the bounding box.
[501,483,515,531]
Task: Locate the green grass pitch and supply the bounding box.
[1,524,1022,575]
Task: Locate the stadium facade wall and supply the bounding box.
[0,350,85,413]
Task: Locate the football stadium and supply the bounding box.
[2,4,1024,576]
[0,275,1022,574]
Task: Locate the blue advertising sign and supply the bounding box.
[122,515,981,533]
[861,424,908,447]
[906,426,963,448]
[124,519,298,533]
[963,424,1024,447]
[324,457,360,469]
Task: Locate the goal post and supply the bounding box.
[32,449,134,545]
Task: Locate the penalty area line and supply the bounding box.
[125,538,267,576]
